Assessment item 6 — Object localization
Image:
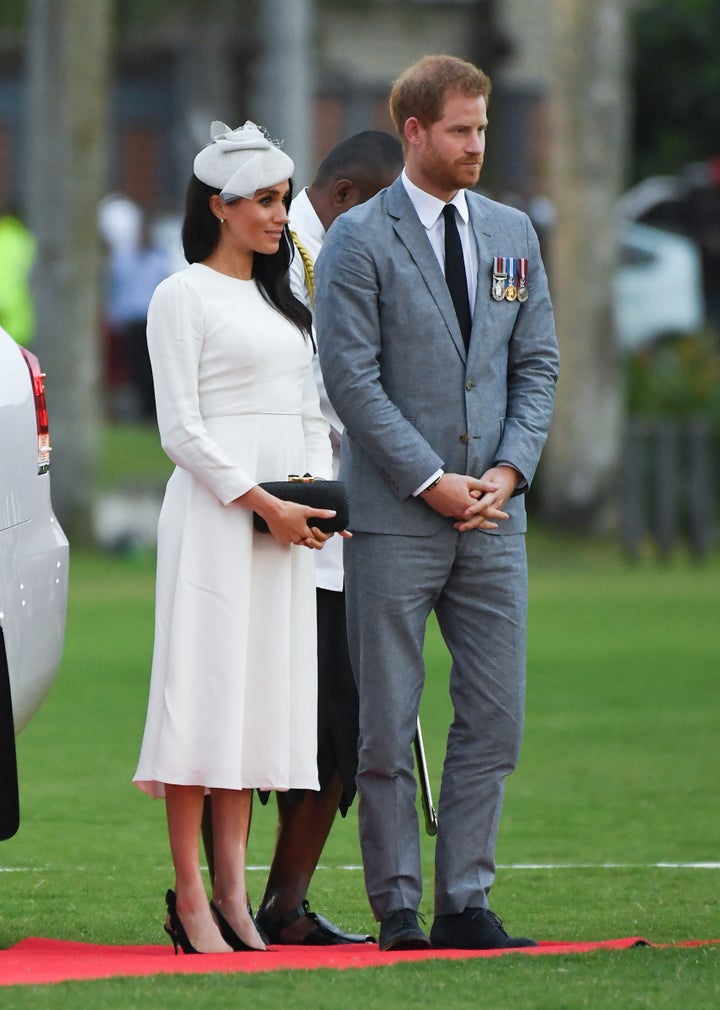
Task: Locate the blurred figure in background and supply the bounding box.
[102,199,172,420]
[0,204,36,347]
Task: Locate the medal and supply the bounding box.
[504,257,517,301]
[517,257,529,302]
[491,256,507,301]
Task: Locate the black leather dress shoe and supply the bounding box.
[430,908,537,950]
[378,909,431,952]
[256,900,375,946]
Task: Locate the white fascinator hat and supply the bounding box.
[193,121,294,202]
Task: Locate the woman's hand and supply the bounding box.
[234,485,339,547]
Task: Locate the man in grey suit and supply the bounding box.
[314,54,559,952]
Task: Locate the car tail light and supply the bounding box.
[20,348,52,475]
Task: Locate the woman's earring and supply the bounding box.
[219,218,225,224]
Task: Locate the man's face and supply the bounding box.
[408,90,487,199]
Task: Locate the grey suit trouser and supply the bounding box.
[344,526,528,921]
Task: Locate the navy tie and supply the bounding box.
[442,204,472,349]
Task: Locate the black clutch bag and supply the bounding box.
[253,475,349,534]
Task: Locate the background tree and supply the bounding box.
[539,0,631,531]
[24,0,114,545]
[631,0,720,181]
[254,0,315,188]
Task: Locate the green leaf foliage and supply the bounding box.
[625,331,720,425]
[632,0,720,179]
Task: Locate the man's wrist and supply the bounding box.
[420,472,444,495]
[494,461,527,493]
[413,469,444,497]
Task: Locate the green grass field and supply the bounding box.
[1,424,718,1007]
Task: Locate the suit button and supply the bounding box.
[459,434,470,444]
[465,380,474,390]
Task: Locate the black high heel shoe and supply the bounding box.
[164,888,199,955]
[210,900,263,952]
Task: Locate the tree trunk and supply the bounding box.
[540,0,630,532]
[23,0,113,545]
[253,0,315,189]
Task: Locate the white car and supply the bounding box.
[0,326,69,840]
[614,221,705,352]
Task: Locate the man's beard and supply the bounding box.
[423,148,482,193]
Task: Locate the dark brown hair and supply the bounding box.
[389,54,491,143]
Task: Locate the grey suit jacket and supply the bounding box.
[314,176,559,536]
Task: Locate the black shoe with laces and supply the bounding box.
[378,908,431,952]
[430,907,537,950]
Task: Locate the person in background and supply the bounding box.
[104,210,172,420]
[315,55,559,952]
[0,204,36,347]
[133,121,338,955]
[253,131,404,946]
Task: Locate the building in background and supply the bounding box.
[0,0,554,217]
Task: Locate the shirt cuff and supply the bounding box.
[413,469,444,497]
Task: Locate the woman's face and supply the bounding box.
[217,182,290,256]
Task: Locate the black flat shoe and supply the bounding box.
[378,908,430,952]
[164,888,199,955]
[209,900,264,952]
[430,907,537,950]
[256,899,376,946]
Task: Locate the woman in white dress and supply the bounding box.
[133,122,338,955]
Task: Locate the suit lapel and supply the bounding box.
[386,180,467,362]
[468,198,493,319]
[467,196,497,359]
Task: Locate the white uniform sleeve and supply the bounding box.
[289,234,344,456]
[301,364,333,479]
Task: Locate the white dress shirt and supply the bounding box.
[401,170,478,310]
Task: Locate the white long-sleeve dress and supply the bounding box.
[133,263,331,798]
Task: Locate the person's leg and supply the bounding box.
[315,589,361,815]
[257,590,372,944]
[201,790,255,886]
[165,783,230,953]
[344,530,451,921]
[209,787,266,950]
[432,533,528,915]
[200,794,215,881]
[258,776,344,941]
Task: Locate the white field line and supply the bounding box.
[274,862,720,872]
[327,862,720,871]
[3,862,720,873]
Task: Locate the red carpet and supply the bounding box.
[1,936,717,986]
